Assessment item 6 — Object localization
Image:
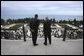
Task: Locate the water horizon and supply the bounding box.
[1,15,83,21]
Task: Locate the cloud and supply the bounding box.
[1,1,83,19]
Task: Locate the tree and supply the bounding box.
[73,18,76,25]
[59,20,62,23]
[1,19,5,25]
[52,18,55,23]
[62,20,67,23]
[80,20,83,25]
[7,19,13,24]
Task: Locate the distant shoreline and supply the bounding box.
[1,15,83,20]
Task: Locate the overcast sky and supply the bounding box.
[1,1,83,19]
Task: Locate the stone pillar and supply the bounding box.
[23,26,26,42]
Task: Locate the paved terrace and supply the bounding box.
[1,38,83,55]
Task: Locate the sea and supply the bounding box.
[2,15,83,21]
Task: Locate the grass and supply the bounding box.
[27,24,29,26]
[58,23,73,30]
[9,24,24,29]
[51,23,56,26]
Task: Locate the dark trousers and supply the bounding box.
[44,32,51,45]
[31,31,38,45]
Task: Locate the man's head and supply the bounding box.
[45,17,49,21]
[35,14,38,19]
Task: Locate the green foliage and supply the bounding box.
[1,17,83,27]
[51,23,56,26]
[39,19,44,23]
[27,24,29,26]
[52,18,55,23]
[9,24,24,29]
[7,19,13,24]
[1,19,5,25]
[59,20,67,23]
[59,24,73,30]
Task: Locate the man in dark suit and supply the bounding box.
[43,17,51,45]
[29,14,39,46]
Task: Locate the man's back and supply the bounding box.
[29,14,39,46]
[43,20,51,33]
[30,18,39,31]
[43,17,52,45]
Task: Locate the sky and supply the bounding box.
[1,1,83,19]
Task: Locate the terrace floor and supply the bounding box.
[1,37,83,55]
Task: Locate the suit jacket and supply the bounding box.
[43,20,51,33]
[30,18,39,32]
